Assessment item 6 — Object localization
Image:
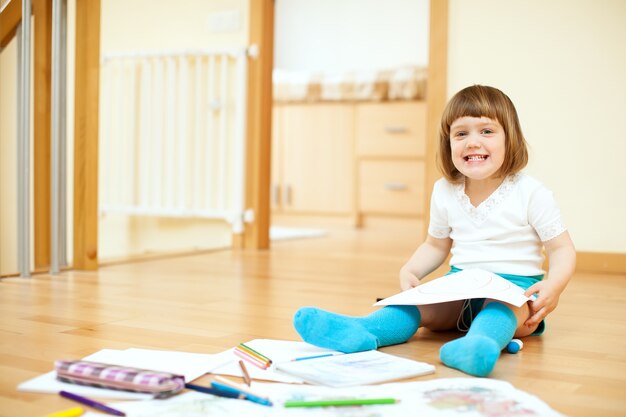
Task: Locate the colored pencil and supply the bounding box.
[42,407,84,417]
[185,383,241,398]
[238,360,252,386]
[234,348,270,369]
[238,343,272,364]
[213,376,261,397]
[59,391,125,416]
[234,345,269,364]
[185,383,273,407]
[291,353,341,361]
[284,398,398,408]
[209,380,273,407]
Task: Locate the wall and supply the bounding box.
[448,0,626,253]
[274,0,429,72]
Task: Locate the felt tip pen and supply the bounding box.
[185,383,273,407]
[59,391,125,416]
[185,383,241,398]
[209,380,273,407]
[42,407,84,417]
[284,398,398,408]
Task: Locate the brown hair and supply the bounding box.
[437,85,529,183]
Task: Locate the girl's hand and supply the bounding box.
[525,231,576,329]
[399,265,420,291]
[397,235,452,291]
[524,279,564,328]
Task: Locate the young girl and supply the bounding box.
[293,85,576,377]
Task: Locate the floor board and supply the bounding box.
[1,224,624,416]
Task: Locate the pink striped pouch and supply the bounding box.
[55,360,185,398]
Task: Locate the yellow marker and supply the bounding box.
[42,406,84,417]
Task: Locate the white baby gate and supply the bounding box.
[99,48,248,233]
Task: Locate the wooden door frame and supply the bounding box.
[242,0,273,249]
[73,0,100,269]
[424,0,448,236]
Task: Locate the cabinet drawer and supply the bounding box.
[358,160,425,215]
[356,101,426,157]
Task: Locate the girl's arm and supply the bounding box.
[524,231,576,328]
[399,235,452,290]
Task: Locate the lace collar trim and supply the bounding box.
[454,174,520,225]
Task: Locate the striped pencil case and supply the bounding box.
[55,360,185,398]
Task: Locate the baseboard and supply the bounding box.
[576,251,626,274]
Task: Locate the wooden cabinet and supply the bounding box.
[355,101,427,221]
[271,100,426,225]
[271,103,354,214]
[355,101,426,157]
[358,160,425,215]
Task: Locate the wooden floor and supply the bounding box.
[1,223,625,417]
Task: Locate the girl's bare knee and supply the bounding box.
[418,301,464,331]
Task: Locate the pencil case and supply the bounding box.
[55,359,185,398]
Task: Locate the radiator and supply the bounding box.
[99,48,248,232]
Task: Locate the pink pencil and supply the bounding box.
[233,348,270,369]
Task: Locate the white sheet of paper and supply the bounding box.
[81,378,566,417]
[112,348,228,382]
[17,371,153,399]
[17,347,229,398]
[375,268,532,307]
[276,350,435,387]
[210,339,341,383]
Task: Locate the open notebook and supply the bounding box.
[275,350,435,388]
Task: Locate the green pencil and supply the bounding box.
[284,398,398,408]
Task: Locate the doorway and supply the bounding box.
[269,0,433,240]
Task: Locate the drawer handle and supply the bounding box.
[384,125,408,134]
[384,182,408,191]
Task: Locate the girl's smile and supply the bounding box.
[450,116,506,182]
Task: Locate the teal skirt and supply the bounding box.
[449,266,545,335]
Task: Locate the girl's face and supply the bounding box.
[449,116,506,182]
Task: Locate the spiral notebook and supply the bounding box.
[275,350,435,388]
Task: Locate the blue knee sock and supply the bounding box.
[293,306,421,353]
[440,302,517,377]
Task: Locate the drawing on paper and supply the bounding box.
[424,386,536,417]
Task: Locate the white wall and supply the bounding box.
[101,0,249,52]
[274,0,430,72]
[448,0,626,253]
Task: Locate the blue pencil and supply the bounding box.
[185,383,240,399]
[209,381,273,407]
[185,383,273,407]
[291,353,341,361]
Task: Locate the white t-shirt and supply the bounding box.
[428,173,566,276]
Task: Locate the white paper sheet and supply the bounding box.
[210,340,341,383]
[17,371,153,399]
[81,378,566,417]
[17,348,229,398]
[375,268,533,307]
[276,350,435,387]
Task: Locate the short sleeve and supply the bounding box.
[528,184,566,241]
[428,179,452,239]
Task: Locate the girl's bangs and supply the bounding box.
[444,94,500,128]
